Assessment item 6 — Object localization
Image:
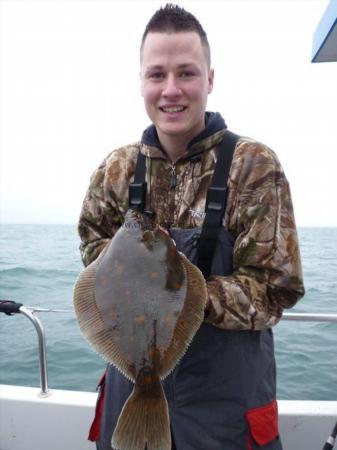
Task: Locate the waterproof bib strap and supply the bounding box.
[128,152,147,212]
[197,131,239,278]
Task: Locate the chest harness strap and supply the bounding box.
[197,131,239,278]
[129,149,147,213]
[128,130,239,278]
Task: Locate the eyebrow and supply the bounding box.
[145,63,198,72]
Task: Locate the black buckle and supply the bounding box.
[205,186,227,212]
[128,182,147,211]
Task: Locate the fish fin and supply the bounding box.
[111,374,171,450]
[159,253,207,379]
[73,254,135,382]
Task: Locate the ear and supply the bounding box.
[208,68,214,94]
[140,71,144,97]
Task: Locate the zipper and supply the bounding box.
[167,163,177,229]
[170,163,177,189]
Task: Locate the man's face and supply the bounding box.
[140,32,214,145]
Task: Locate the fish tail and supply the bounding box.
[111,371,171,450]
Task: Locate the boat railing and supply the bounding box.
[1,300,337,397]
[282,312,337,323]
[0,300,72,397]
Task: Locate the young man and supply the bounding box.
[78,4,304,449]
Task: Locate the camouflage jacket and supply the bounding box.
[78,112,304,331]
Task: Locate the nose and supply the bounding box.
[162,74,182,98]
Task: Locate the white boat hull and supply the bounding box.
[1,384,337,450]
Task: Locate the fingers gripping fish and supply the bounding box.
[73,210,207,450]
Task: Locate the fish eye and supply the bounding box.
[142,230,153,240]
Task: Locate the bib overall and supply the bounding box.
[90,132,282,450]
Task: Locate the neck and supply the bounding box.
[157,120,206,163]
[158,134,190,163]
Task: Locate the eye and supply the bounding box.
[180,71,194,78]
[149,72,165,80]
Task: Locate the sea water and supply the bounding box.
[0,224,336,400]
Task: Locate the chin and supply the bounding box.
[158,122,192,136]
[160,128,190,138]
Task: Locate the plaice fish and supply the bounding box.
[73,209,207,450]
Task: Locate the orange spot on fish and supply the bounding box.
[149,271,158,279]
[114,260,124,274]
[134,315,146,325]
[109,310,118,321]
[163,315,173,326]
[97,275,109,287]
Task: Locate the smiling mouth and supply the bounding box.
[159,106,187,113]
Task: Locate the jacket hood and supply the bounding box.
[141,112,227,159]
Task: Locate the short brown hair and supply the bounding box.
[141,4,211,67]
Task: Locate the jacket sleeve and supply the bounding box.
[205,140,305,330]
[78,152,128,267]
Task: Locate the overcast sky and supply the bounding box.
[1,0,336,226]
